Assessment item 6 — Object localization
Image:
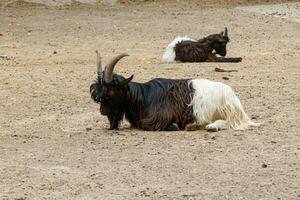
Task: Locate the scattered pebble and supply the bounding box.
[262,163,268,168]
[251,115,258,119]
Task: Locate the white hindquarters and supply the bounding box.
[188,79,260,131]
[162,36,193,63]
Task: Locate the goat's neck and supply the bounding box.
[126,82,145,106]
[123,82,146,124]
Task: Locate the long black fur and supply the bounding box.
[90,75,195,131]
[174,32,242,62]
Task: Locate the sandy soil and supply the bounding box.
[0,1,299,199]
[237,2,300,22]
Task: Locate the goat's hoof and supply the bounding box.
[205,124,219,132]
[185,123,202,131]
[166,123,179,131]
[236,57,242,62]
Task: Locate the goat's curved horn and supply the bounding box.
[96,50,102,79]
[224,27,228,38]
[104,53,129,83]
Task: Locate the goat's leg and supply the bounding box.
[205,120,229,132]
[206,54,242,62]
[206,54,219,62]
[217,57,242,62]
[185,122,203,131]
[108,115,119,130]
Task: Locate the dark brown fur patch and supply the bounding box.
[125,79,195,131]
[174,33,228,62]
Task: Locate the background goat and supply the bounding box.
[90,51,258,131]
[162,28,242,63]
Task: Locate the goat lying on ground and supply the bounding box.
[90,51,259,131]
[162,27,242,63]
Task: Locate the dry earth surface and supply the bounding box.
[0,0,299,199]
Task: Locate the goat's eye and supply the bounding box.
[107,90,115,97]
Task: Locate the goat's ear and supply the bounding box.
[90,83,97,93]
[119,75,134,86]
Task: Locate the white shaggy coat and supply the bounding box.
[189,79,259,131]
[162,36,194,63]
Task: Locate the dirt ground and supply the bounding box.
[0,0,299,199]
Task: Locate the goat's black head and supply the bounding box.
[208,27,230,56]
[90,51,133,129]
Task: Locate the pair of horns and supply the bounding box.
[96,50,129,83]
[223,27,228,38]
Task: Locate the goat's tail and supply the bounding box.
[188,79,261,130]
[224,106,261,130]
[162,36,192,63]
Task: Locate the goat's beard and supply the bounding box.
[107,109,125,130]
[100,103,125,130]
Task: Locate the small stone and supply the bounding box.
[251,115,257,119]
[262,163,268,168]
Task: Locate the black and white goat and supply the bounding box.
[90,51,258,131]
[162,28,242,63]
